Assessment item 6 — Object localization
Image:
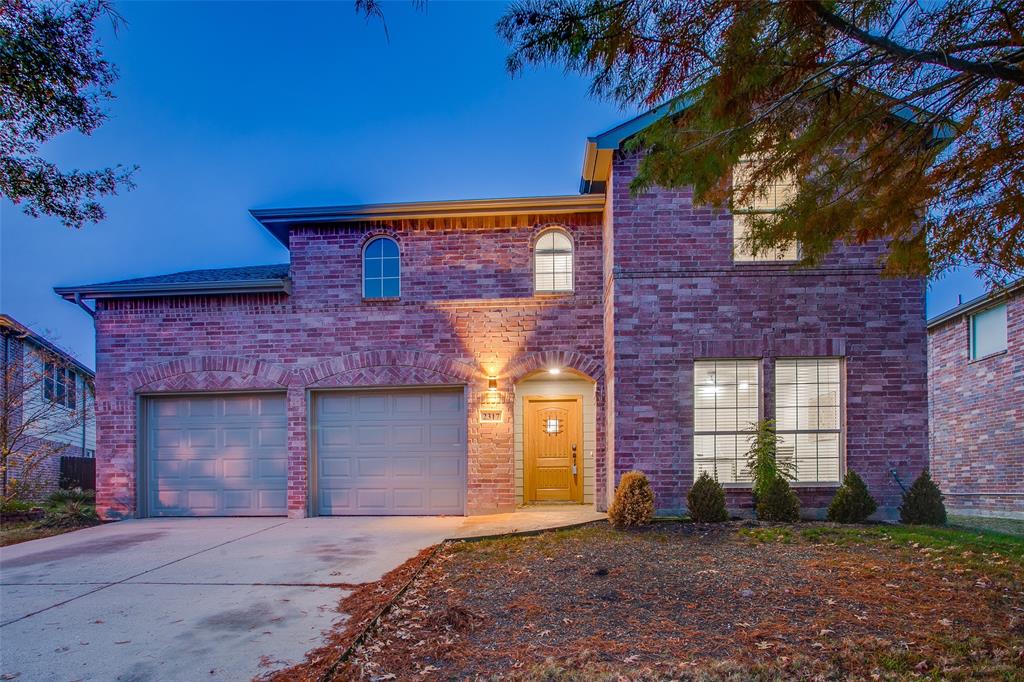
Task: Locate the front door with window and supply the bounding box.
[524,396,583,503]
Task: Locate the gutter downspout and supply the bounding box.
[73,294,96,319]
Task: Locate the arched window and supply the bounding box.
[534,229,573,293]
[363,236,400,298]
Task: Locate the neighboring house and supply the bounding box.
[928,279,1023,519]
[56,106,928,520]
[0,315,96,499]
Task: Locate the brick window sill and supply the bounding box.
[362,297,401,303]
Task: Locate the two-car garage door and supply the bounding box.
[143,388,466,517]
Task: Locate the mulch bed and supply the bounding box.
[334,522,1024,680]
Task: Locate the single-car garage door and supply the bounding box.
[145,394,288,517]
[315,388,466,515]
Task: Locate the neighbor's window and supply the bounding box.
[732,158,800,262]
[534,229,574,292]
[362,236,400,299]
[970,303,1008,360]
[43,361,77,410]
[775,358,842,484]
[693,359,760,483]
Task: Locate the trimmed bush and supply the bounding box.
[608,471,655,528]
[899,470,947,525]
[827,470,877,523]
[39,501,100,528]
[756,476,801,522]
[687,472,729,523]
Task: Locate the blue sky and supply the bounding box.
[0,1,984,369]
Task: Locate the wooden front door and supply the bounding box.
[524,396,583,503]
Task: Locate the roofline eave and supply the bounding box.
[54,278,292,302]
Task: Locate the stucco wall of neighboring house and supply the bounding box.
[605,153,929,517]
[91,213,606,519]
[928,292,1023,518]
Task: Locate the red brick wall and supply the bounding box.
[605,153,929,517]
[928,292,1023,517]
[92,214,606,519]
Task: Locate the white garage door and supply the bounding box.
[145,394,288,517]
[315,388,467,515]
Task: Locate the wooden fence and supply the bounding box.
[59,456,96,491]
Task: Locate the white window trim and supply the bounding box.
[362,236,401,300]
[533,227,575,294]
[731,158,801,264]
[773,357,845,486]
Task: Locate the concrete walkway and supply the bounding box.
[0,507,604,681]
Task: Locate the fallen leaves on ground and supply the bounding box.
[334,522,1024,681]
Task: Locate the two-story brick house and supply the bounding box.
[57,106,929,520]
[928,279,1023,519]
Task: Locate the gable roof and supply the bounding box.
[927,277,1023,330]
[0,314,94,376]
[250,194,605,247]
[54,264,291,302]
[579,91,956,194]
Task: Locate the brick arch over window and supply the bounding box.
[129,356,291,393]
[299,350,481,388]
[504,351,603,384]
[357,227,402,252]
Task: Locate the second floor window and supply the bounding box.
[732,158,800,262]
[970,303,1007,360]
[534,229,574,293]
[363,236,400,299]
[44,362,77,410]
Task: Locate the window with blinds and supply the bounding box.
[693,359,760,483]
[732,158,800,262]
[775,358,843,483]
[534,229,574,292]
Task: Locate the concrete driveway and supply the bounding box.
[0,509,603,681]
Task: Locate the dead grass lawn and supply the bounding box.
[337,521,1024,681]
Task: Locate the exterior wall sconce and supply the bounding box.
[548,367,561,375]
[487,376,498,391]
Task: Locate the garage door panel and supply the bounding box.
[316,388,466,516]
[146,394,287,517]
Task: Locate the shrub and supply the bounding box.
[756,475,801,522]
[899,470,947,525]
[47,487,95,507]
[39,501,100,528]
[827,470,878,523]
[687,472,729,522]
[608,471,655,528]
[745,420,795,502]
[0,499,36,515]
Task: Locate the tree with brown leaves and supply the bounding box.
[499,0,1024,284]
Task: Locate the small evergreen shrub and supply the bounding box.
[899,470,947,525]
[756,476,801,522]
[827,470,878,523]
[39,501,100,528]
[608,471,655,528]
[687,472,729,522]
[745,420,795,502]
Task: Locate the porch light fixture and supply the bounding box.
[487,376,498,392]
[548,367,561,375]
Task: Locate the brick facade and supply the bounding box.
[928,289,1023,518]
[86,156,930,521]
[92,214,606,519]
[604,153,929,517]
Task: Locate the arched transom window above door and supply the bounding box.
[534,228,573,293]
